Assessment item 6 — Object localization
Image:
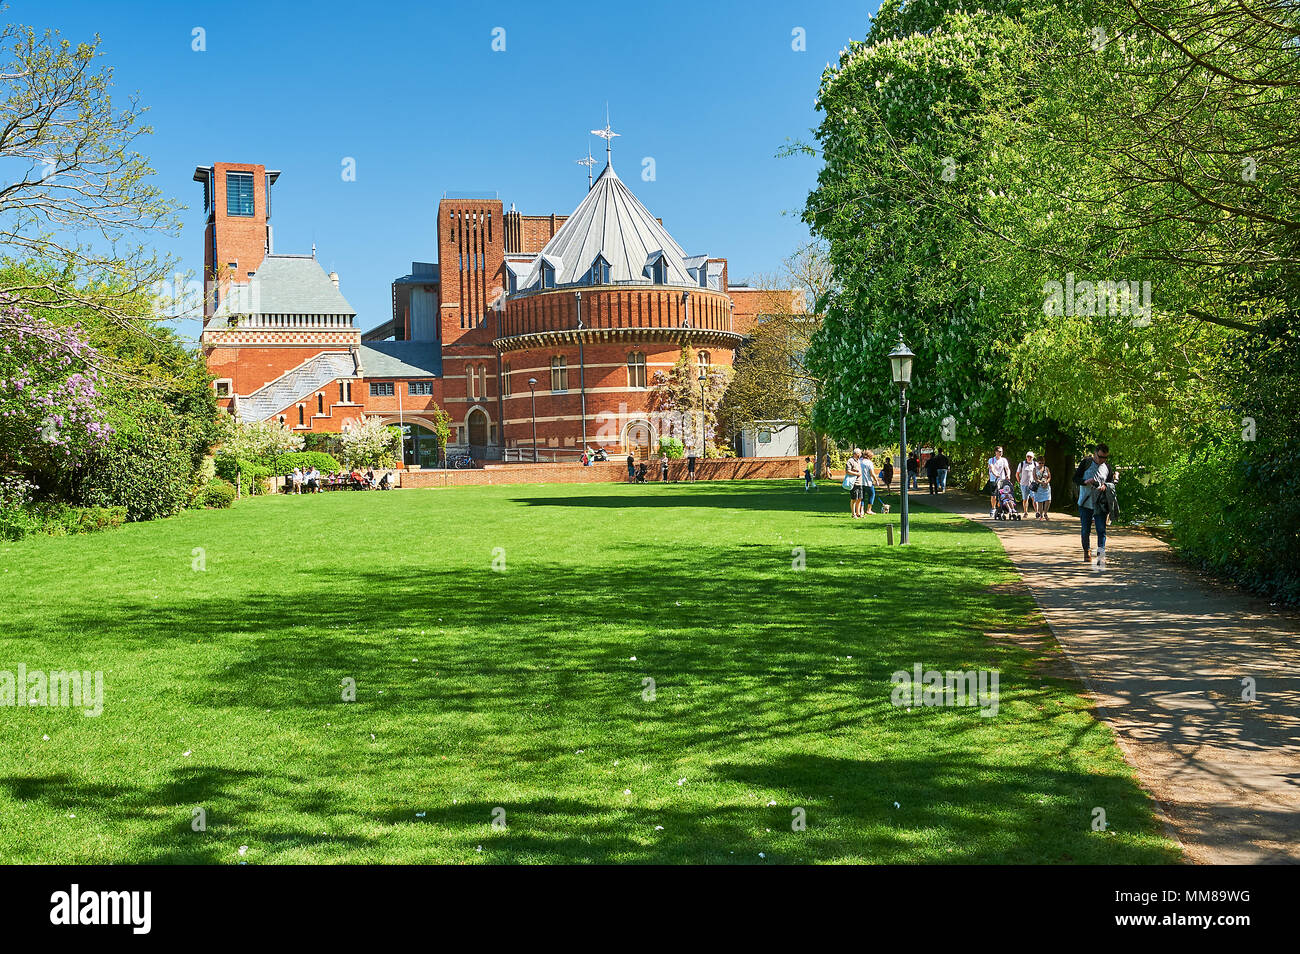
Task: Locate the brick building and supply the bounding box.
[198,150,801,467]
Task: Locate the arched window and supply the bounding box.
[697,351,710,374]
[297,405,304,426]
[502,362,512,397]
[627,351,647,388]
[467,364,477,399]
[278,415,285,425]
[550,355,568,392]
[477,365,488,398]
[317,393,324,416]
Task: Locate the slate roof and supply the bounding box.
[516,161,698,291]
[214,254,357,317]
[357,341,443,378]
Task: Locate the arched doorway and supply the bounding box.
[624,420,653,460]
[466,408,489,458]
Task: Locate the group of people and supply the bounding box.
[626,452,699,484]
[984,446,1053,520]
[985,444,1119,567]
[288,466,392,493]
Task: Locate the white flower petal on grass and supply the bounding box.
[238,846,248,856]
[677,778,686,786]
[759,852,766,859]
[42,734,49,741]
[183,750,192,757]
[629,656,636,661]
[767,800,777,806]
[654,825,664,831]
[415,812,426,818]
[623,789,631,795]
[893,801,901,809]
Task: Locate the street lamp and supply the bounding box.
[888,338,915,544]
[575,291,588,453]
[528,377,538,463]
[697,369,707,453]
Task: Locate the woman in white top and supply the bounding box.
[847,449,865,518]
[861,450,880,515]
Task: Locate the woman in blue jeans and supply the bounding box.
[1073,443,1117,567]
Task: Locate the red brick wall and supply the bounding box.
[517,214,569,253]
[503,286,733,337]
[397,456,802,487]
[730,287,805,337]
[437,198,506,348]
[204,162,271,318]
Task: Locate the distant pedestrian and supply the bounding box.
[627,453,636,482]
[1074,443,1118,568]
[803,457,815,492]
[659,453,669,483]
[1016,451,1037,516]
[906,452,919,491]
[847,448,866,518]
[880,458,894,490]
[986,446,1011,518]
[933,448,950,493]
[686,450,698,482]
[861,450,880,515]
[1033,463,1052,519]
[925,452,939,495]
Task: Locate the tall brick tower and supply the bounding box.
[193,162,279,320]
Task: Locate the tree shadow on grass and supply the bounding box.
[9,535,1180,863]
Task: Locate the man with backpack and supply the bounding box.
[1074,443,1119,568]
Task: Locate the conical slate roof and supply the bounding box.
[517,162,696,291]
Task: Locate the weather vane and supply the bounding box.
[575,145,597,189]
[590,106,620,165]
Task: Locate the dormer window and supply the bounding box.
[649,255,669,285]
[589,255,610,286]
[541,261,556,289]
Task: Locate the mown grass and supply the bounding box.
[0,479,1179,864]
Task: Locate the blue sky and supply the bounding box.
[15,0,878,339]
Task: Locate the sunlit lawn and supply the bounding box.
[0,479,1179,863]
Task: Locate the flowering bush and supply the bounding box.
[0,307,112,472]
[339,417,401,469]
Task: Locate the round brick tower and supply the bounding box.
[496,161,741,459]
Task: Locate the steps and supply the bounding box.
[237,352,357,423]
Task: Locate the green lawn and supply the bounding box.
[0,479,1179,864]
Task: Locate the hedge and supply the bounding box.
[214,455,271,495]
[270,451,342,476]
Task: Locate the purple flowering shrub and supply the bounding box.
[0,305,112,472]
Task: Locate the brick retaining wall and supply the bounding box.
[398,456,804,488]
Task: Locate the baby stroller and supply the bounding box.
[634,463,648,484]
[994,478,1022,520]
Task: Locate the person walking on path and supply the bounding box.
[933,448,950,493]
[626,453,636,483]
[880,457,894,490]
[925,452,939,495]
[803,457,815,492]
[659,453,670,483]
[986,446,1011,517]
[1033,462,1052,519]
[847,448,866,518]
[1016,451,1037,517]
[686,449,698,483]
[1074,443,1118,567]
[906,452,920,491]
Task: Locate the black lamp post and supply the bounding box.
[697,369,707,453]
[528,377,538,462]
[888,338,915,544]
[575,291,588,453]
